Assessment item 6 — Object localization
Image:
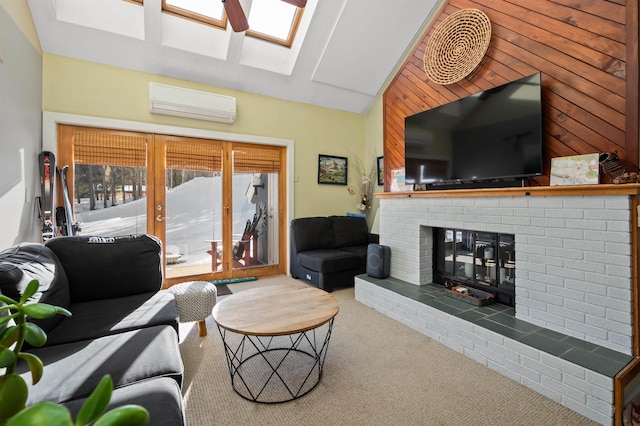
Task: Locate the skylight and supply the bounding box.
[155,0,303,47]
[163,0,226,29]
[247,0,301,46]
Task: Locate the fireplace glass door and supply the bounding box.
[435,228,515,306]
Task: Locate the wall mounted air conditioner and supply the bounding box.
[149,83,236,123]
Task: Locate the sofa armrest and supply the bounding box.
[45,234,163,303]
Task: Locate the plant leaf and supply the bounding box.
[75,375,113,425]
[17,352,43,385]
[22,303,71,320]
[0,294,17,305]
[0,324,18,347]
[20,280,40,304]
[0,345,16,368]
[92,405,150,426]
[0,313,17,329]
[23,322,47,347]
[6,401,73,426]
[0,374,28,422]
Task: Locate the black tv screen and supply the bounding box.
[404,73,543,186]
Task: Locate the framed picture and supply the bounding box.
[377,156,384,186]
[550,153,599,186]
[318,154,348,185]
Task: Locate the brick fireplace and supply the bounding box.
[355,186,639,424]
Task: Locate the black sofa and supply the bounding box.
[290,215,378,292]
[0,234,185,425]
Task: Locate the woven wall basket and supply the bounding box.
[424,9,491,85]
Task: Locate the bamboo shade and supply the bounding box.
[73,131,147,167]
[166,139,223,172]
[233,145,281,174]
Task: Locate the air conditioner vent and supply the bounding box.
[149,83,236,124]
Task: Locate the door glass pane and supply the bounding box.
[165,169,222,275]
[74,164,147,236]
[165,140,223,277]
[232,145,279,270]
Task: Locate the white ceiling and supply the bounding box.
[27,0,439,114]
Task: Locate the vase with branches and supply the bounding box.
[349,153,377,214]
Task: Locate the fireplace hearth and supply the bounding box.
[434,228,515,306]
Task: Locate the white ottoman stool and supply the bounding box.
[167,281,217,336]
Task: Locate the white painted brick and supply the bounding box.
[529,309,567,327]
[564,197,605,209]
[541,353,586,379]
[547,304,585,323]
[522,355,563,381]
[546,264,585,280]
[562,398,611,426]
[521,377,563,404]
[605,197,631,209]
[563,374,612,402]
[585,272,629,290]
[462,348,489,366]
[565,278,607,296]
[585,251,630,267]
[514,207,545,217]
[607,220,632,232]
[503,339,540,362]
[565,298,606,317]
[584,209,629,221]
[563,259,606,274]
[528,271,564,286]
[530,217,566,228]
[606,286,632,302]
[526,235,565,248]
[540,375,587,403]
[586,370,614,391]
[605,241,632,256]
[565,319,608,340]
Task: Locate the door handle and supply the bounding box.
[156,215,165,222]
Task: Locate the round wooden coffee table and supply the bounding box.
[212,284,339,403]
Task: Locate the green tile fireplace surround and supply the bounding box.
[357,275,632,377]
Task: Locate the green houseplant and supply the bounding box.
[0,279,149,426]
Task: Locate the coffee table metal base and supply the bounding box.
[217,319,334,403]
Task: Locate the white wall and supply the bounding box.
[0,5,43,248]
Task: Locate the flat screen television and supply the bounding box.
[404,73,543,187]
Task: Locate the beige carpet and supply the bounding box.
[178,276,598,425]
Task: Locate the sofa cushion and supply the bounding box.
[45,234,162,303]
[44,291,179,347]
[297,249,361,274]
[291,217,334,252]
[338,245,369,266]
[329,216,369,248]
[19,325,183,404]
[63,377,185,426]
[0,243,70,333]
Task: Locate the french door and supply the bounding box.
[57,125,286,285]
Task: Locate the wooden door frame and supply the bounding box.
[45,112,294,283]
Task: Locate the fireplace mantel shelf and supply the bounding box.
[376,183,640,199]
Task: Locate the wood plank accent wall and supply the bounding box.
[383,0,639,189]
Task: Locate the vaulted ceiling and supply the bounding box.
[27,0,440,114]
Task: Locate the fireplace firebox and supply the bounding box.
[434,228,515,306]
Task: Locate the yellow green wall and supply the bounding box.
[43,54,368,219]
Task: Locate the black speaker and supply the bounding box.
[367,244,390,278]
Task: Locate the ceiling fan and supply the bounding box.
[222,0,307,33]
